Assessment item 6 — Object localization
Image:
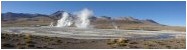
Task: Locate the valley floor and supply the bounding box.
[1,33,186,49]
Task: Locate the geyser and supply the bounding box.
[55,8,93,28]
[56,12,73,27]
[111,19,118,29]
[49,22,54,27]
[75,8,93,28]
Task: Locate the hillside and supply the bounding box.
[1,11,185,32]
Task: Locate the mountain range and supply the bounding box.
[1,10,163,26]
[2,11,185,32]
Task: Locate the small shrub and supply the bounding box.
[129,42,138,44]
[107,38,129,47]
[28,44,35,47]
[2,44,14,47]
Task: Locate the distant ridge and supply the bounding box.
[2,12,49,21]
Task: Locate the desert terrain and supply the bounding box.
[1,33,185,49]
[1,12,186,49]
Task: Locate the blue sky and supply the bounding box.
[2,1,186,26]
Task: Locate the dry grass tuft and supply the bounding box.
[107,38,129,47]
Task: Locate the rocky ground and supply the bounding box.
[1,33,186,49]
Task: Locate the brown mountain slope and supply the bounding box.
[1,12,185,32]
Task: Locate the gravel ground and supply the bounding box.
[1,33,186,49]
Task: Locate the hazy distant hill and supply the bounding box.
[1,12,49,21]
